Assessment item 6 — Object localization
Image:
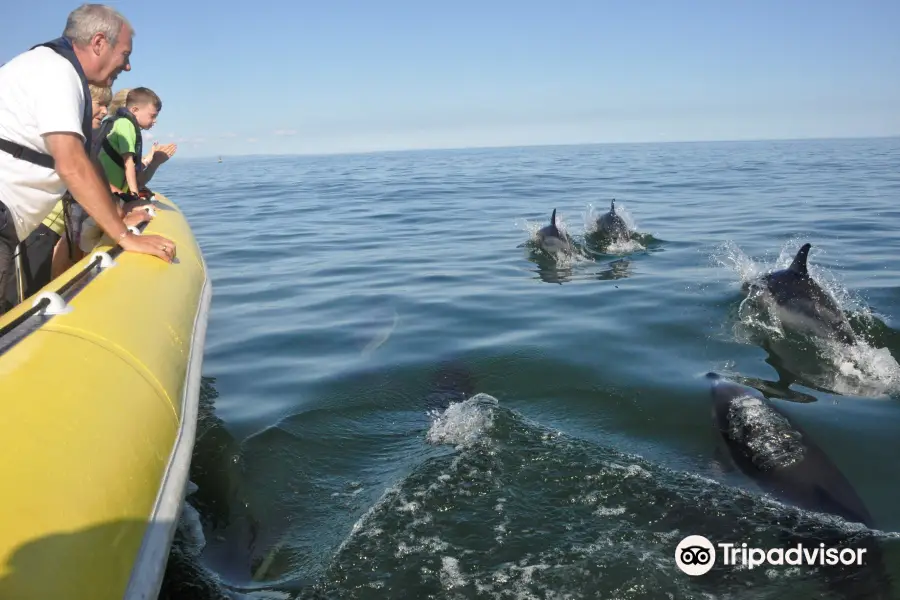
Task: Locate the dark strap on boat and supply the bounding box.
[0,36,92,170]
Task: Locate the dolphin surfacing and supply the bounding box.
[746,243,857,344]
[595,199,631,241]
[536,209,574,255]
[706,372,874,528]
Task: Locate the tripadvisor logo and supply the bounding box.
[674,535,868,576]
[675,535,716,576]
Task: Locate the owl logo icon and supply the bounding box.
[675,535,716,576]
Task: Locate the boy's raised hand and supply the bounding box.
[150,143,177,165]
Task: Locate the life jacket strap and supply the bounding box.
[62,194,76,260]
[0,138,55,169]
[102,137,125,169]
[1,36,91,170]
[98,110,143,174]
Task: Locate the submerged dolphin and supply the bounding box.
[745,243,857,344]
[425,362,477,411]
[708,373,894,599]
[706,372,874,528]
[595,199,630,241]
[536,209,574,255]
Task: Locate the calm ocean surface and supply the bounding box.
[152,138,900,599]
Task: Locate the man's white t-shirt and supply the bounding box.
[0,46,86,241]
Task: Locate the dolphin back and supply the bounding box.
[708,374,806,472]
[535,208,573,255]
[596,201,629,239]
[541,208,562,237]
[706,373,875,528]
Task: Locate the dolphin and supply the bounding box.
[425,361,476,411]
[595,199,631,241]
[707,374,894,598]
[745,243,857,344]
[706,372,874,528]
[535,209,574,255]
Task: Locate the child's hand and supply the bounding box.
[143,143,160,166]
[124,209,152,227]
[151,143,177,165]
[122,197,150,213]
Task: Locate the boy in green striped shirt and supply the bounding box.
[98,87,161,198]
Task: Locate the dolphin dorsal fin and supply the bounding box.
[610,199,616,213]
[550,208,557,226]
[789,243,811,276]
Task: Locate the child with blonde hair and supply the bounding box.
[108,87,129,116]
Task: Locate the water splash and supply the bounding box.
[820,338,900,397]
[713,239,767,285]
[426,393,499,450]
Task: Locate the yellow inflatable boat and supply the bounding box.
[0,192,212,600]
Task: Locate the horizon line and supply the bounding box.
[184,133,900,161]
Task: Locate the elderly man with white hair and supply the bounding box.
[0,3,177,315]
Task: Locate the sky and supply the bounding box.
[2,0,899,158]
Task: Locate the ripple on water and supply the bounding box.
[149,137,900,598]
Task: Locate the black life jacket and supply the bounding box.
[89,126,102,161]
[96,107,143,175]
[0,37,92,169]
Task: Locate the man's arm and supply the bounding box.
[123,154,140,194]
[46,132,129,243]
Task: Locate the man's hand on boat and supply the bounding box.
[120,231,176,262]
